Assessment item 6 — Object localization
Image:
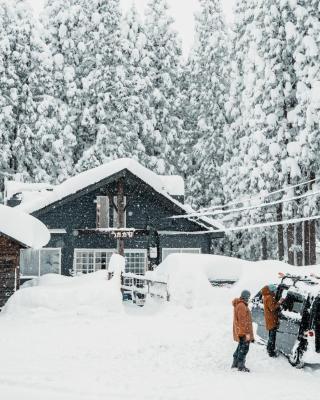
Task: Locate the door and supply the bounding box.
[251,291,269,342]
[0,259,17,308]
[276,292,305,355]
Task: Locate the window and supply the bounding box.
[73,249,146,276]
[96,196,109,228]
[162,248,201,261]
[283,293,305,314]
[113,196,127,228]
[20,248,61,277]
[74,250,114,275]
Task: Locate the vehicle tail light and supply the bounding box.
[304,330,315,337]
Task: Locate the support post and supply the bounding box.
[117,177,125,256]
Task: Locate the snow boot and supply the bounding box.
[237,361,250,373]
[268,350,279,358]
[231,358,238,369]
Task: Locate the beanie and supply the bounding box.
[240,290,251,302]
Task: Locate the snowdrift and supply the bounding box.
[3,271,123,317]
[148,254,320,307]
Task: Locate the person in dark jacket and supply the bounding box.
[232,290,254,372]
[261,284,283,357]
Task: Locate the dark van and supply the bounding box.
[252,274,320,368]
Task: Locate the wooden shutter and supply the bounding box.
[113,196,126,228]
[96,196,109,228]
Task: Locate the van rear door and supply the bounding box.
[277,292,306,355]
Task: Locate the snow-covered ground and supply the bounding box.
[0,257,319,399]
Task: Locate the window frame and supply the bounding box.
[73,248,147,276]
[20,248,62,278]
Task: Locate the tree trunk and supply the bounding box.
[310,220,317,265]
[277,204,284,261]
[304,221,310,265]
[117,178,125,256]
[287,224,295,265]
[296,222,303,266]
[309,172,316,265]
[261,236,268,260]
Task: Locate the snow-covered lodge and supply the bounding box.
[5,159,223,280]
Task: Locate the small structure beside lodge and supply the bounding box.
[0,205,50,308]
[5,158,224,282]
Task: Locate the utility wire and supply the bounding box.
[194,176,320,214]
[161,213,320,236]
[172,186,320,219]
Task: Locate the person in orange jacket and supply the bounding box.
[232,290,254,372]
[261,284,283,357]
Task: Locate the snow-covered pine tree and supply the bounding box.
[0,0,51,182]
[75,0,136,170]
[42,0,91,164]
[183,0,230,210]
[223,0,300,261]
[33,52,77,183]
[142,0,183,174]
[289,0,320,265]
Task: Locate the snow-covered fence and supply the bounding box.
[121,272,169,304]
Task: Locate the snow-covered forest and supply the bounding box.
[1,0,320,263]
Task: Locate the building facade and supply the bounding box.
[8,159,223,280]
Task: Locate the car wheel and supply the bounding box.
[289,343,305,369]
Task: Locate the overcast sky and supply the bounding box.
[28,0,235,53]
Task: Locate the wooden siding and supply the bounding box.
[0,235,21,308]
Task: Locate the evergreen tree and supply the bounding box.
[184,0,230,209]
[0,0,51,181]
[143,0,183,174]
[42,0,91,163]
[75,0,132,170]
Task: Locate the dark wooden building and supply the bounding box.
[0,204,50,307]
[0,235,22,308]
[8,159,224,280]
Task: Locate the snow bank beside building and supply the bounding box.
[3,271,123,316]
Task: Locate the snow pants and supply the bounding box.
[267,328,277,356]
[233,337,250,365]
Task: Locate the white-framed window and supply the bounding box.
[73,249,147,275]
[74,249,114,275]
[162,248,201,261]
[96,196,109,228]
[20,248,62,278]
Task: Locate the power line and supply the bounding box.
[161,213,320,236]
[172,187,320,220]
[194,175,319,214]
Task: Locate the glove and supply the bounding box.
[245,334,251,342]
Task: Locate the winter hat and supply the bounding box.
[268,284,277,293]
[240,290,251,302]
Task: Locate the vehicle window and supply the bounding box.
[283,293,305,314]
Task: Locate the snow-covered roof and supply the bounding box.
[0,205,50,249]
[15,158,221,231]
[4,181,54,205]
[160,175,184,196]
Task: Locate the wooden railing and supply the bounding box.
[121,272,169,304]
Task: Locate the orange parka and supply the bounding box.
[232,298,254,342]
[261,286,281,331]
